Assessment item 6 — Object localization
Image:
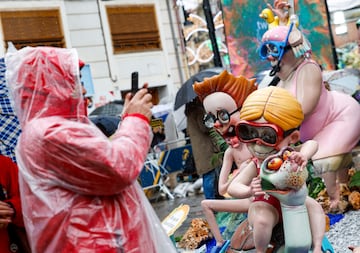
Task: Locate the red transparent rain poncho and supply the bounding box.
[5,46,176,253]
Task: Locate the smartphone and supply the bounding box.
[131,71,139,94]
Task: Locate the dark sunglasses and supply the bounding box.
[236,120,297,147]
[203,106,241,128]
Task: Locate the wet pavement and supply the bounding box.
[151,192,206,238]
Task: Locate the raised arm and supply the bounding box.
[218,148,234,196]
[227,161,258,199]
[21,88,153,196]
[295,62,322,117]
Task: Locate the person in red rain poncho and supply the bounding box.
[5,46,177,253]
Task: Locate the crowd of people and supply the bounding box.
[0,1,359,253]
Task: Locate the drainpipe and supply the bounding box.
[167,0,185,85]
[96,0,117,83]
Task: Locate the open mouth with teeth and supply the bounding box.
[270,59,278,67]
[222,125,239,147]
[253,149,277,160]
[261,178,290,195]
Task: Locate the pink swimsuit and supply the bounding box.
[292,59,360,159]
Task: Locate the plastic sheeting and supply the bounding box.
[5,46,177,253]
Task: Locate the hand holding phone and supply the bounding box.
[131,71,139,94]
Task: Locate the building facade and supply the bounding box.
[0,0,358,112]
[0,0,189,112]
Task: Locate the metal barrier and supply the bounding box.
[138,138,193,200]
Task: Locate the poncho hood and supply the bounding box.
[5,46,85,128]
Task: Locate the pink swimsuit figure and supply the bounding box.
[261,24,360,212]
[293,59,360,160]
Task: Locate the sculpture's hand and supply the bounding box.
[266,0,291,25]
[250,176,265,197]
[287,151,307,171]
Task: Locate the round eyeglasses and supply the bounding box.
[203,106,241,129]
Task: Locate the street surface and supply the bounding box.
[151,193,206,238]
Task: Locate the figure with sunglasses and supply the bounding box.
[227,86,326,253]
[193,70,258,252]
[259,22,360,213]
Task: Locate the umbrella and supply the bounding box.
[89,115,121,137]
[89,100,124,116]
[323,69,359,95]
[151,103,173,122]
[174,67,224,110]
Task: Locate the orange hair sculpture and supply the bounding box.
[193,70,257,108]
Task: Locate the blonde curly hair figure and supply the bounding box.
[228,86,326,253]
[240,85,303,131]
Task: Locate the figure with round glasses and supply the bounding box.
[193,70,257,252]
[259,22,360,213]
[227,86,326,253]
[185,96,225,200]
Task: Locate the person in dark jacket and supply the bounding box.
[185,97,223,199]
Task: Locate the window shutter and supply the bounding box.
[106,5,161,53]
[0,10,65,49]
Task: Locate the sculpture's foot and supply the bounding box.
[348,246,360,252]
[328,200,340,214]
[312,249,322,253]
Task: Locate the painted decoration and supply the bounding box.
[161,204,190,236]
[177,0,231,75]
[221,0,336,78]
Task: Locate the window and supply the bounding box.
[106,5,161,54]
[0,9,65,50]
